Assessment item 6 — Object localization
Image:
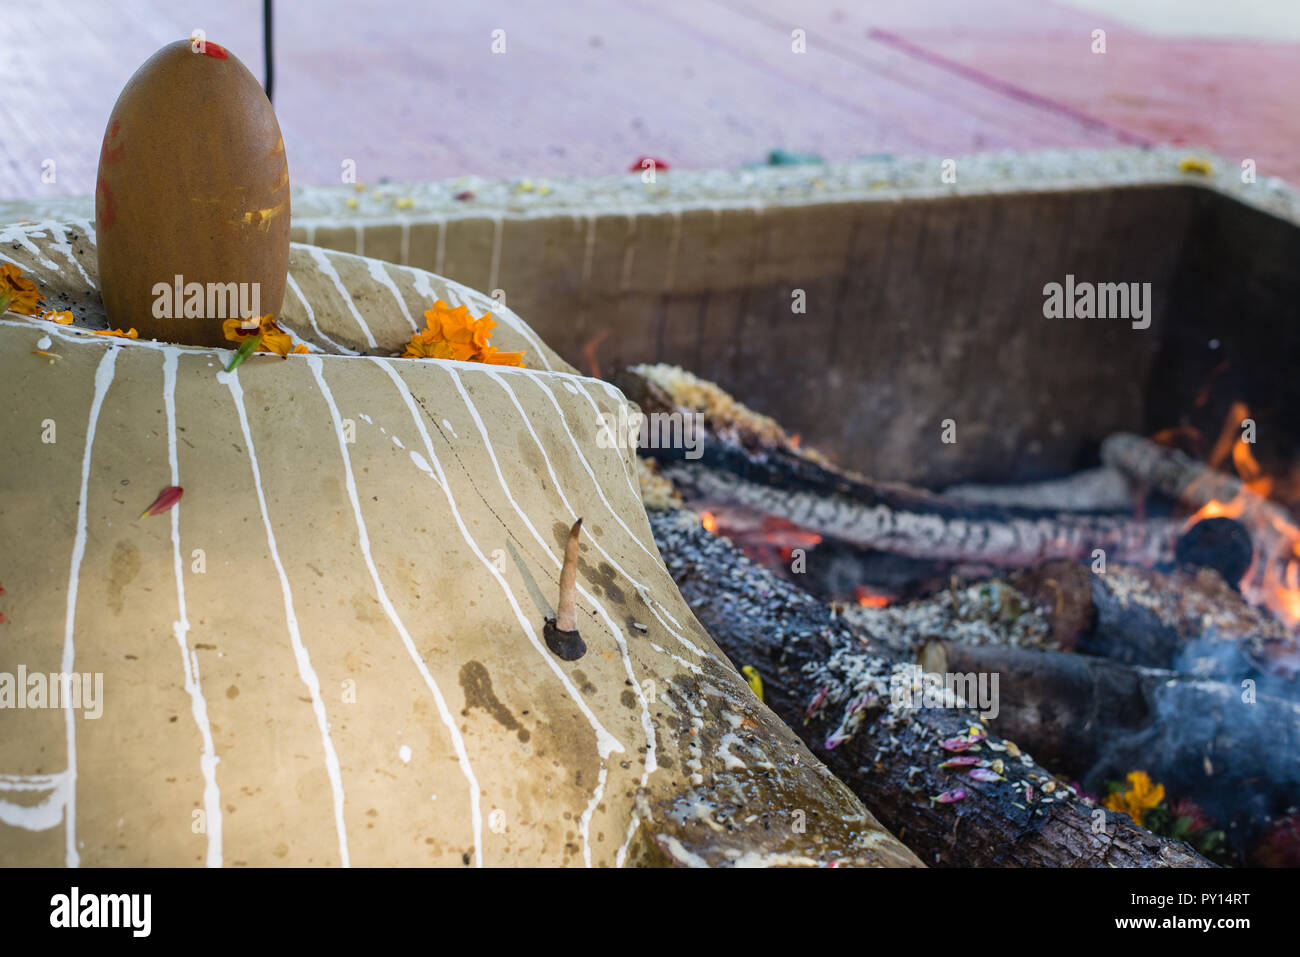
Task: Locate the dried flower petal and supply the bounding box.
[0,264,42,315]
[932,788,966,804]
[939,756,980,769]
[223,315,302,357]
[140,486,183,519]
[969,768,1003,783]
[804,686,829,722]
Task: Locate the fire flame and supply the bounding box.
[1184,403,1300,627]
[700,511,717,533]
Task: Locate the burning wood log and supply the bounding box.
[1102,431,1271,510]
[617,366,1181,568]
[1101,431,1300,627]
[934,641,1300,863]
[648,507,1213,868]
[1081,561,1300,680]
[839,556,1299,683]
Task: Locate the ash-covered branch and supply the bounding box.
[649,508,1212,868]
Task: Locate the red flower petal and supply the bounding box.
[141,486,183,518]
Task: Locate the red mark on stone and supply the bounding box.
[202,42,229,59]
[101,120,124,166]
[96,176,115,230]
[629,156,670,173]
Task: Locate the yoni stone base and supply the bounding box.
[0,220,919,867]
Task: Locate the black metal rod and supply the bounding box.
[263,0,274,104]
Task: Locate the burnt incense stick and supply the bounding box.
[544,518,587,660]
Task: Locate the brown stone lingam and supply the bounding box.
[95,38,289,347]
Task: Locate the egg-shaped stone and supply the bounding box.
[95,38,289,347]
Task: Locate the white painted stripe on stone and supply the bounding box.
[220,366,351,867]
[61,348,119,866]
[162,347,223,867]
[307,247,376,348]
[285,270,358,355]
[308,356,484,867]
[372,357,624,761]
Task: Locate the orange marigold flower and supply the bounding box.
[402,336,445,360]
[423,300,476,343]
[0,264,42,316]
[41,309,75,324]
[403,299,525,367]
[1103,770,1165,826]
[477,345,527,366]
[472,315,497,350]
[222,314,306,358]
[92,327,139,339]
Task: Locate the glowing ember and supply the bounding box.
[853,586,891,608]
[700,511,717,533]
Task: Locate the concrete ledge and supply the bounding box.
[6,147,1297,485]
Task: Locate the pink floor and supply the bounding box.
[2,0,1297,199]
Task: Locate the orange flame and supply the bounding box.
[1184,402,1300,627]
[1186,497,1245,524]
[700,511,717,534]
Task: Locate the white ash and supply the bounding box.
[840,580,1055,657]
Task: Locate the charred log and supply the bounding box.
[934,640,1300,863]
[648,508,1213,868]
[1080,563,1299,681]
[616,369,1181,568]
[1102,431,1276,513]
[1175,517,1253,587]
[662,460,1180,568]
[944,466,1137,513]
